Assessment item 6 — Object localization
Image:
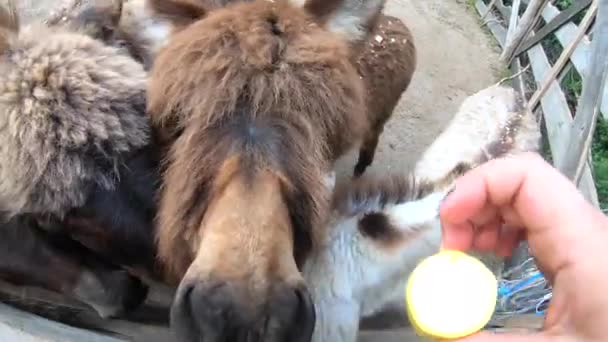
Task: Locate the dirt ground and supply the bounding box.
[11,0,503,341]
[333,0,503,179]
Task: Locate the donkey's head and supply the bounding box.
[146,0,385,341]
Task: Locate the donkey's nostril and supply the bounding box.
[170,281,315,342]
[289,286,316,342]
[170,284,200,342]
[171,282,234,342]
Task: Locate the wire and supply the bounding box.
[494,257,552,317]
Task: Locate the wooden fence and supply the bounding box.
[476,0,608,331]
[475,0,608,208]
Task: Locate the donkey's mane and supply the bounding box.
[151,1,369,277]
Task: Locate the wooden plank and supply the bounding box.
[495,0,513,21]
[559,0,608,183]
[528,2,598,111]
[493,0,608,119]
[0,302,123,342]
[536,2,608,119]
[510,57,526,97]
[501,0,551,63]
[527,43,600,206]
[515,0,594,56]
[482,0,500,20]
[506,0,523,45]
[476,0,507,48]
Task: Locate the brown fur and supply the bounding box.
[144,0,206,28]
[333,162,468,220]
[148,0,370,279]
[59,1,415,179]
[354,14,417,176]
[147,1,392,339]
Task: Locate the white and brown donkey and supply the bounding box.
[304,84,542,342]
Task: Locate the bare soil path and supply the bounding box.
[8,0,503,341]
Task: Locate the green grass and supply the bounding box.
[593,119,608,210]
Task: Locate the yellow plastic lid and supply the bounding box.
[406,250,498,340]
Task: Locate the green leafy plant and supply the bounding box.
[593,118,608,210]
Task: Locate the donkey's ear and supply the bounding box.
[303,0,386,44]
[0,0,19,54]
[146,0,206,29]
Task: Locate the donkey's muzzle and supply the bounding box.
[171,280,315,342]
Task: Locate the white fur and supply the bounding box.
[323,171,337,190]
[416,85,541,181]
[303,186,445,342]
[304,85,541,342]
[386,190,448,229]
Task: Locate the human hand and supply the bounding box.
[439,152,608,341]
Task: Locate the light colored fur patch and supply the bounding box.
[121,0,172,55]
[386,190,449,229]
[416,85,541,181]
[0,12,148,217]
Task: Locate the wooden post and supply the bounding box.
[482,0,500,20]
[558,0,608,185]
[505,0,522,44]
[501,0,550,63]
[527,2,598,111]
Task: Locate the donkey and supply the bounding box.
[145,0,392,340]
[76,0,417,176]
[353,14,417,176]
[302,84,542,342]
[0,2,161,318]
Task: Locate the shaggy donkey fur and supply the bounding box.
[0,6,149,218]
[0,2,156,317]
[71,0,417,177]
[302,85,542,342]
[145,0,391,341]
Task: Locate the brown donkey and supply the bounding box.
[354,14,417,176]
[146,0,387,340]
[73,0,417,176]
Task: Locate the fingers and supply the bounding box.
[473,217,501,252]
[495,226,522,257]
[440,152,606,276]
[441,221,474,251]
